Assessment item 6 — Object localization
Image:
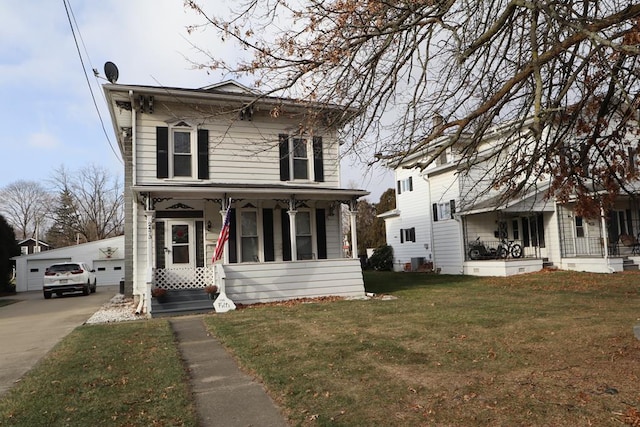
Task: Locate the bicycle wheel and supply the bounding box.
[511,244,523,258]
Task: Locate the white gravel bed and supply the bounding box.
[85,294,148,324]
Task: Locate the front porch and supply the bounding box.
[151,258,365,315]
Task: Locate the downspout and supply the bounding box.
[420,173,437,273]
[129,90,145,312]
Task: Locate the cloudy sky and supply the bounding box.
[0,0,393,201]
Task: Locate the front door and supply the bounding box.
[166,221,195,268]
[573,216,592,255]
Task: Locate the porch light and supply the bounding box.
[207,220,212,231]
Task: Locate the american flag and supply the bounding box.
[212,205,232,263]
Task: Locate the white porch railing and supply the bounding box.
[153,266,214,290]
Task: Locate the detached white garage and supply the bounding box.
[13,236,125,293]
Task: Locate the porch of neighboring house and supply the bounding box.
[461,210,550,277]
[140,190,366,316]
[556,203,640,273]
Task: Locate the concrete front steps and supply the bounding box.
[623,257,639,271]
[151,288,218,317]
[542,258,557,270]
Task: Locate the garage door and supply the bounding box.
[27,258,71,291]
[93,259,125,286]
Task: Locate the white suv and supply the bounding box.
[43,262,97,299]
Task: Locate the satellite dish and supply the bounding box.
[104,61,119,83]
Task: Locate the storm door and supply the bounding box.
[166,221,195,268]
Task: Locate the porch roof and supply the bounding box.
[458,188,554,216]
[132,183,369,201]
[377,209,400,219]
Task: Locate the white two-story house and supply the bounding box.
[382,117,640,276]
[104,80,368,314]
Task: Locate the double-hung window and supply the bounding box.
[292,137,309,180]
[172,127,193,177]
[279,133,324,182]
[156,123,209,179]
[397,177,413,194]
[432,200,456,221]
[240,210,259,262]
[296,211,313,260]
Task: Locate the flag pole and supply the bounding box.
[212,198,236,313]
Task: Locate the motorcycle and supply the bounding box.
[468,237,498,260]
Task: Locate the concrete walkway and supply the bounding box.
[170,316,289,427]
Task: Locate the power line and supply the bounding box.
[62,0,123,165]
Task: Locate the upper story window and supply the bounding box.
[279,133,324,182]
[156,123,209,180]
[172,126,194,177]
[432,200,456,221]
[397,177,413,195]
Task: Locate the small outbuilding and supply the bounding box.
[12,236,125,292]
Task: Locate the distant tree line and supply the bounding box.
[0,164,124,249]
[352,188,395,257]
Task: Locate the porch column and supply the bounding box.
[144,210,155,313]
[349,199,358,259]
[288,209,298,261]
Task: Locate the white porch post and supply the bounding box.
[144,209,155,313]
[349,199,358,259]
[289,209,298,261]
[601,205,610,261]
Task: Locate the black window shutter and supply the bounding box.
[450,200,456,218]
[409,176,413,191]
[316,209,327,259]
[400,228,404,243]
[432,203,439,222]
[196,221,204,267]
[228,208,237,263]
[627,209,633,237]
[397,180,402,195]
[156,127,169,178]
[155,221,165,269]
[263,208,275,262]
[281,209,291,261]
[197,129,209,179]
[279,134,290,181]
[313,136,324,182]
[411,227,416,242]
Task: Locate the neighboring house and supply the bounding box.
[103,80,368,314]
[12,236,125,292]
[381,118,640,276]
[17,238,52,255]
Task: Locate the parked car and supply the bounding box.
[43,262,97,299]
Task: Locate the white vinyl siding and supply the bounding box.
[134,106,340,187]
[429,169,463,274]
[224,259,365,304]
[388,168,432,268]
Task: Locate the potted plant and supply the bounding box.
[151,287,168,303]
[204,285,219,300]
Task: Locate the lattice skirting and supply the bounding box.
[154,267,214,290]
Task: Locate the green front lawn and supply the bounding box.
[0,320,197,426]
[1,270,639,426]
[204,270,640,426]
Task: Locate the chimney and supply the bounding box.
[432,113,444,131]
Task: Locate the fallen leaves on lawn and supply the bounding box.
[236,295,344,309]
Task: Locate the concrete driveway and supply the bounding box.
[0,286,118,396]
